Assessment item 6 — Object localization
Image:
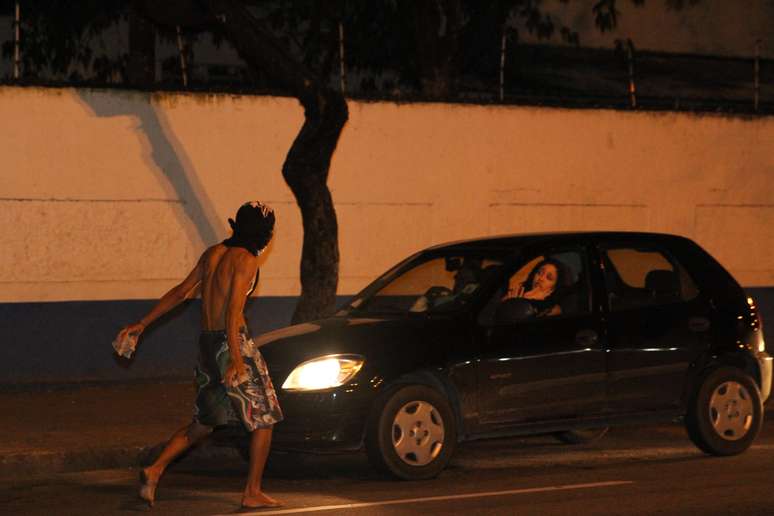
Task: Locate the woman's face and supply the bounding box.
[532,263,558,294]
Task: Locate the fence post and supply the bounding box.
[339,21,346,94]
[627,39,636,108]
[754,39,761,112]
[176,25,188,88]
[13,0,20,79]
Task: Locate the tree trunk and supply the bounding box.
[282,90,347,323]
[202,0,348,323]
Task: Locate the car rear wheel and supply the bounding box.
[554,426,609,445]
[686,367,763,456]
[365,384,457,480]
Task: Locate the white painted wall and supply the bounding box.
[1,86,773,303]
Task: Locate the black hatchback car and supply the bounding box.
[257,232,771,480]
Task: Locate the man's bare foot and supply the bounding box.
[241,491,283,508]
[139,467,161,507]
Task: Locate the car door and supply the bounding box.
[596,240,713,413]
[475,246,606,427]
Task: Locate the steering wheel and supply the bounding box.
[409,286,454,313]
[424,286,453,305]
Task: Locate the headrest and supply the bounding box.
[645,269,678,297]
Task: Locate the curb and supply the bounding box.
[0,446,151,479]
[0,441,244,480]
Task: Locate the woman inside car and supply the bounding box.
[502,258,566,317]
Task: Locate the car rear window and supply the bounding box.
[602,246,699,311]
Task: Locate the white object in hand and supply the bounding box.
[112,332,138,358]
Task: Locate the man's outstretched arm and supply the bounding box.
[117,253,205,341]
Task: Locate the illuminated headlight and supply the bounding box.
[755,331,766,353]
[282,354,364,391]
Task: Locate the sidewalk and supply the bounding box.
[2,381,773,480]
[0,381,244,479]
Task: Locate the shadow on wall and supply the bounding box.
[72,89,222,247]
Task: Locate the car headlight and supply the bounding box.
[282,354,364,391]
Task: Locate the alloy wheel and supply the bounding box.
[708,380,754,441]
[391,400,445,466]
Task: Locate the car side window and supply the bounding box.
[479,249,591,325]
[601,246,699,311]
[361,254,504,314]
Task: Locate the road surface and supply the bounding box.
[3,417,774,515]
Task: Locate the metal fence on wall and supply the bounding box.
[1,4,772,115]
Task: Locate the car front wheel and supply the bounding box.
[686,367,763,456]
[365,384,457,480]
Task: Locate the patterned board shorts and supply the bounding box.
[193,329,283,431]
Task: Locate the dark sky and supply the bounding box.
[521,0,773,58]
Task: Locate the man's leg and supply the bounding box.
[140,422,213,504]
[242,426,282,508]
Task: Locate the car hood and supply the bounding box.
[256,315,460,371]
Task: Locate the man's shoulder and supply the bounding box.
[200,243,225,263]
[202,243,256,265]
[221,245,258,269]
[203,242,225,254]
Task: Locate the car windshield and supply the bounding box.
[342,252,506,315]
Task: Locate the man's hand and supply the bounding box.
[112,322,145,358]
[118,322,145,341]
[223,360,249,387]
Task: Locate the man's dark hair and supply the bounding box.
[222,201,275,256]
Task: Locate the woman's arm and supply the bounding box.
[544,304,562,317]
[503,280,525,301]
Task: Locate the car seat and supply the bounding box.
[644,269,680,301]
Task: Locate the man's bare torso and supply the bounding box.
[200,244,258,331]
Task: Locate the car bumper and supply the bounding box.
[756,351,772,403]
[271,386,376,452]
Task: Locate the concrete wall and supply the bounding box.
[2,85,773,383]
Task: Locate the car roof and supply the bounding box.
[426,231,692,253]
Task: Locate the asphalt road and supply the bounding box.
[3,417,774,516]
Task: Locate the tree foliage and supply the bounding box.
[3,0,682,93]
[1,0,128,81]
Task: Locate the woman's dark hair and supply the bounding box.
[523,258,568,300]
[222,201,275,256]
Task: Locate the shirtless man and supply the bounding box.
[115,201,282,509]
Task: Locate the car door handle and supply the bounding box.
[575,329,598,347]
[688,317,710,332]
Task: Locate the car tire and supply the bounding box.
[365,384,457,480]
[686,367,763,456]
[554,426,609,445]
